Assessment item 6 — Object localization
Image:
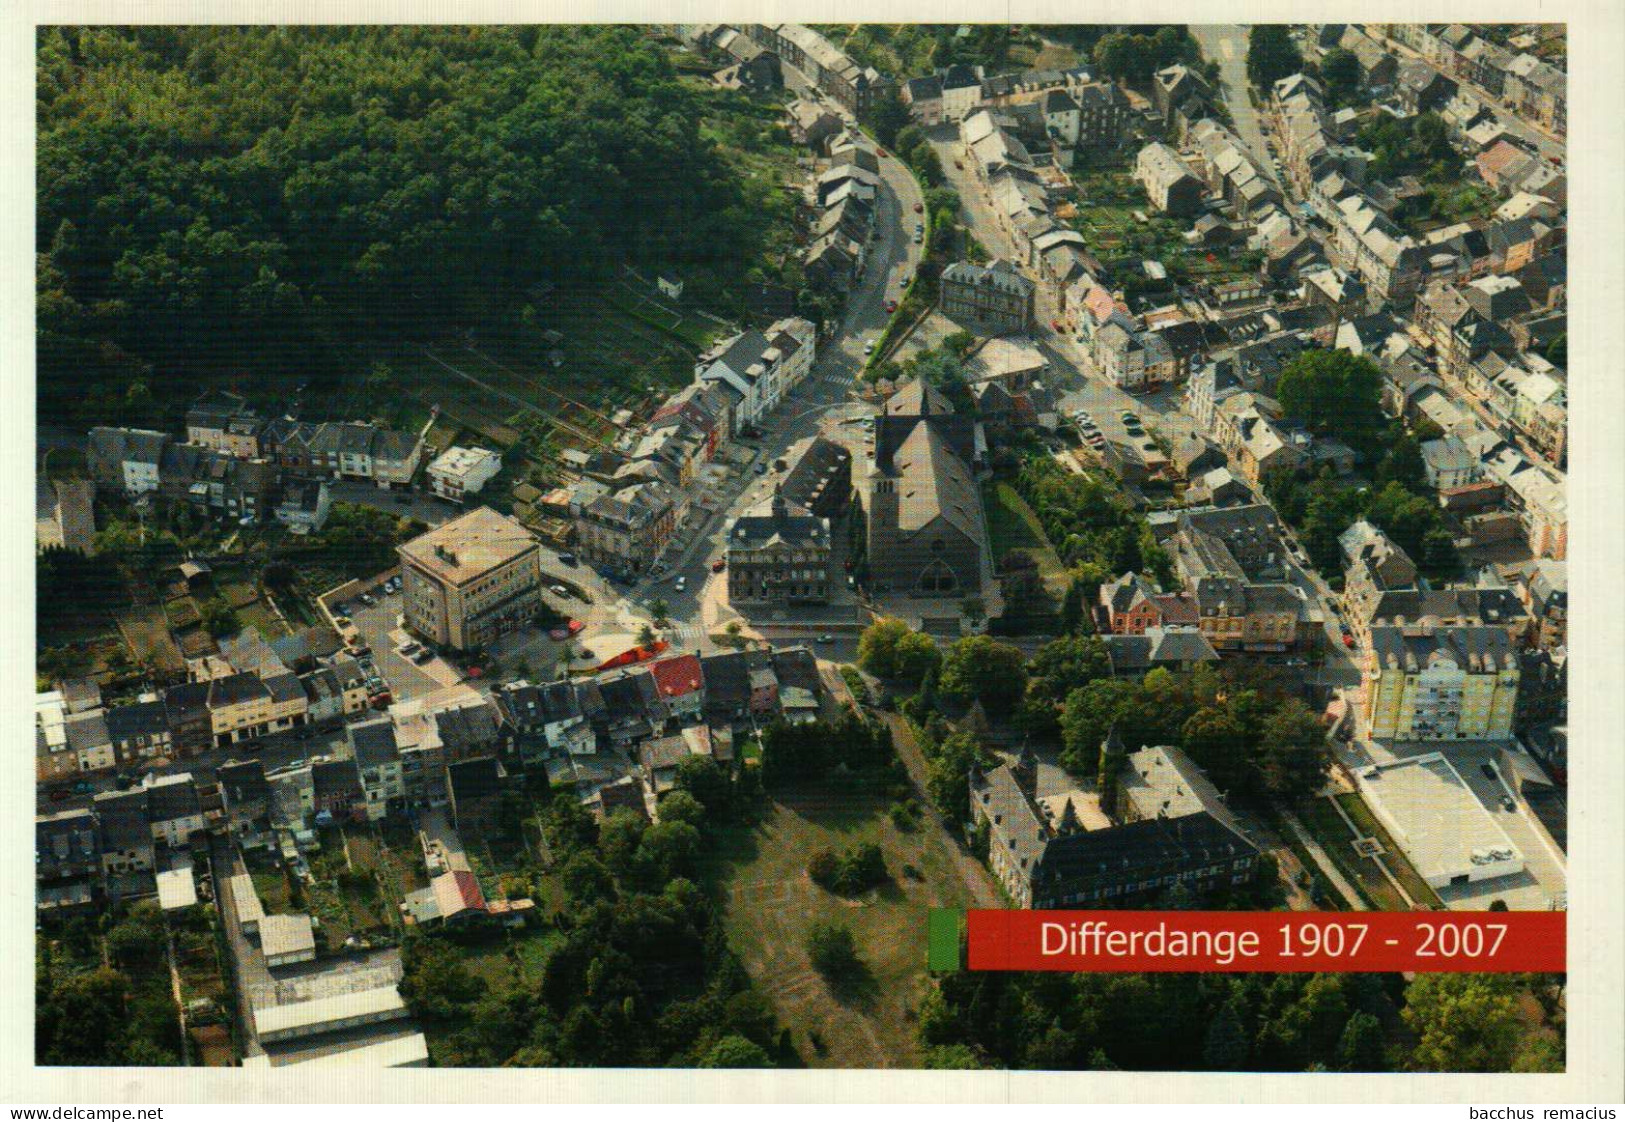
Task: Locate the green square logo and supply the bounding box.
[928,908,963,972]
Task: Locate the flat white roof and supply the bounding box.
[246,1032,429,1069]
[156,864,198,910]
[260,913,316,959]
[230,873,266,926]
[1358,753,1522,883]
[253,985,406,1037]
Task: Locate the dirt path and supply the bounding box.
[879,711,1002,910]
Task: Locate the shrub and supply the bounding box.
[806,849,839,889]
[806,922,862,983]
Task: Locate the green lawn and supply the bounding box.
[1297,798,1409,912]
[982,479,1067,588]
[700,783,998,1069]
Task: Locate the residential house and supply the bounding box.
[1339,521,1420,590]
[1514,560,1566,652]
[647,654,707,724]
[93,789,155,877]
[217,759,272,839]
[575,482,679,578]
[350,718,404,821]
[497,681,595,759]
[274,478,332,534]
[186,391,262,456]
[35,478,96,554]
[311,758,366,824]
[145,774,205,848]
[1135,142,1204,217]
[1421,434,1483,490]
[901,75,944,125]
[87,427,167,498]
[1099,573,1199,636]
[696,318,816,431]
[65,709,114,773]
[105,700,172,766]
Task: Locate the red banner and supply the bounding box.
[966,910,1565,973]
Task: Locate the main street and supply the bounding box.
[1190,25,1287,193]
[608,68,925,653]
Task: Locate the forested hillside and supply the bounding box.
[37,27,776,427]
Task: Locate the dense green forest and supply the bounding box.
[37,27,782,427]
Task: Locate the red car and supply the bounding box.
[1051,320,1064,332]
[878,148,888,158]
[711,559,727,573]
[884,299,898,313]
[913,202,924,213]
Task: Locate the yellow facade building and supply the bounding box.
[1361,626,1520,741]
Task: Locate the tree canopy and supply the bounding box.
[37,27,783,427]
[1246,25,1303,89]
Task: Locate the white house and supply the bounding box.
[427,446,503,503]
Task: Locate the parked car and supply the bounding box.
[1051,320,1064,332]
[863,340,875,356]
[913,231,923,243]
[674,576,687,592]
[817,634,834,644]
[359,593,375,607]
[754,462,768,475]
[347,644,372,658]
[1481,763,1498,781]
[913,202,923,213]
[412,648,435,664]
[550,584,570,597]
[558,552,577,566]
[1500,796,1516,812]
[883,299,898,313]
[711,559,727,573]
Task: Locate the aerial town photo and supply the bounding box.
[34,23,1570,1075]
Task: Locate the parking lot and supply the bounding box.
[335,582,462,704]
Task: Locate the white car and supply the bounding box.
[675,576,687,592]
[863,340,875,356]
[550,585,570,597]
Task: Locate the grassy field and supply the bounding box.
[982,479,1068,589]
[1298,797,1409,911]
[702,784,997,1069]
[1334,793,1445,909]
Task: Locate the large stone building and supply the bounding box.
[940,259,1035,336]
[1360,625,1521,741]
[574,481,678,578]
[1135,141,1204,217]
[725,487,832,606]
[862,380,986,599]
[970,743,1258,909]
[399,507,544,651]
